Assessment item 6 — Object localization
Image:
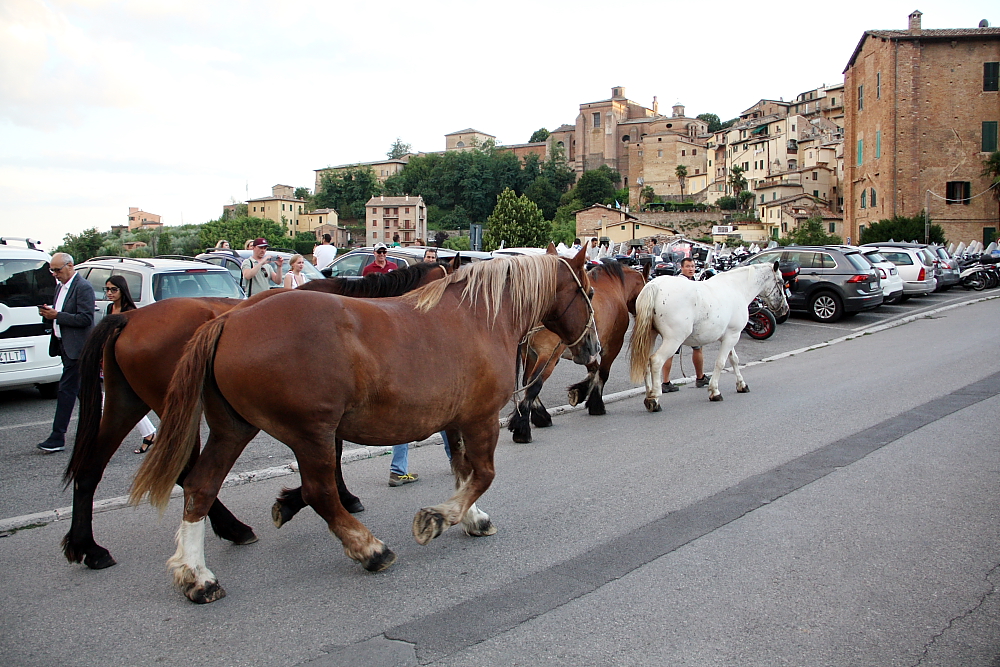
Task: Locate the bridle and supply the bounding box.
[544,257,597,350]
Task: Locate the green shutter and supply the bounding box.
[857,139,863,165]
[875,131,881,159]
[984,121,999,153]
[985,62,1000,92]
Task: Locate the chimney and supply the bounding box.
[908,9,922,33]
[652,96,659,114]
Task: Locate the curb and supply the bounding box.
[2,292,996,536]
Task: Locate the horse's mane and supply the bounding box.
[590,258,627,284]
[298,262,440,298]
[406,254,559,329]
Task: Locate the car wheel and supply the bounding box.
[38,382,58,399]
[809,292,843,323]
[899,294,911,302]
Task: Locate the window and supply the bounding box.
[282,204,285,211]
[831,97,836,106]
[875,131,881,159]
[859,224,866,236]
[812,172,818,181]
[657,150,663,158]
[985,62,1000,91]
[829,222,836,233]
[870,188,877,207]
[695,169,699,174]
[621,225,626,231]
[693,149,697,155]
[681,150,686,156]
[857,140,863,165]
[593,112,601,128]
[984,121,999,152]
[742,162,749,170]
[861,190,867,209]
[946,181,971,205]
[813,190,819,197]
[876,72,881,99]
[858,84,864,110]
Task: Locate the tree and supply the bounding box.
[675,164,688,198]
[728,165,749,209]
[859,213,946,245]
[199,216,285,252]
[442,235,470,251]
[529,128,550,143]
[572,168,618,208]
[525,176,561,220]
[640,185,655,204]
[716,195,740,210]
[387,138,411,159]
[294,187,311,200]
[982,151,1000,223]
[779,216,842,245]
[541,143,576,194]
[696,113,723,133]
[314,167,382,221]
[55,228,107,262]
[482,188,551,251]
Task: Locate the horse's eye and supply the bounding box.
[588,288,594,298]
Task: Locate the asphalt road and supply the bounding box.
[0,289,998,666]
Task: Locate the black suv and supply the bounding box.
[741,245,882,322]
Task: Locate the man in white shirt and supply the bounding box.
[586,237,600,261]
[312,234,337,268]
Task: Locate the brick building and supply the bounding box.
[844,11,1000,245]
[365,195,427,246]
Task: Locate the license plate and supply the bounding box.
[0,349,27,364]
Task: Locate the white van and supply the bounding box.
[0,238,62,397]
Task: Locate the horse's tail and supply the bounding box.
[628,283,657,384]
[64,314,128,487]
[129,315,227,511]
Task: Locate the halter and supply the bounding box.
[547,257,597,350]
[759,265,786,311]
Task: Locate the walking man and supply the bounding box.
[36,253,95,453]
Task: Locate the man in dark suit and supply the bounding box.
[37,253,95,453]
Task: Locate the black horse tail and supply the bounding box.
[130,315,227,512]
[64,314,129,487]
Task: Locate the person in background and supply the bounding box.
[661,257,711,394]
[312,233,336,268]
[241,238,283,296]
[244,239,255,250]
[362,243,395,276]
[391,233,401,247]
[572,238,583,252]
[103,275,157,453]
[283,254,310,288]
[215,239,231,250]
[37,253,95,453]
[422,247,438,263]
[586,237,600,261]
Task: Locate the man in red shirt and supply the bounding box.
[362,243,396,276]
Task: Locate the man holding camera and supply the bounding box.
[241,238,284,296]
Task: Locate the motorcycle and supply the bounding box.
[744,297,777,340]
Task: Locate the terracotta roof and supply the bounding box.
[845,27,1000,71]
[571,203,638,220]
[365,196,425,206]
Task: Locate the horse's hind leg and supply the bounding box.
[584,366,610,416]
[644,338,679,412]
[507,399,533,443]
[413,421,498,545]
[729,347,749,393]
[63,400,148,569]
[273,438,363,528]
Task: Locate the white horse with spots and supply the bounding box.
[629,262,789,412]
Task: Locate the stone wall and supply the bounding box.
[634,211,725,237]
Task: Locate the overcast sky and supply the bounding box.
[1,0,995,251]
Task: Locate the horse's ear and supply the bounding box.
[546,242,558,255]
[570,245,587,268]
[773,260,780,273]
[642,262,651,281]
[450,254,461,272]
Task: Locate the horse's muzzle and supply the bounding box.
[570,331,601,366]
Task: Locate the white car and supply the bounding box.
[0,238,62,396]
[861,250,905,304]
[861,244,937,298]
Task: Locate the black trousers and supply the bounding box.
[48,342,81,444]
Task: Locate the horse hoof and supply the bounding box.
[184,579,226,604]
[644,398,662,412]
[567,389,580,406]
[511,432,533,443]
[464,518,497,538]
[709,394,724,402]
[272,501,294,528]
[342,496,365,514]
[413,508,448,545]
[530,412,552,428]
[361,544,397,573]
[737,384,750,394]
[588,405,606,416]
[230,529,258,546]
[84,551,117,570]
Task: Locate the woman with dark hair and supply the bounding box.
[103,276,156,453]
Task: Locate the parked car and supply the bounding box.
[860,249,905,304]
[0,237,61,396]
[860,243,938,298]
[75,256,246,324]
[928,245,961,291]
[322,246,491,278]
[196,249,324,291]
[741,245,883,322]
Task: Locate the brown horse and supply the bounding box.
[62,261,454,570]
[129,247,598,603]
[508,260,648,443]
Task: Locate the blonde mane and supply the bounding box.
[405,253,559,329]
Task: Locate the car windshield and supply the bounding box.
[865,252,887,263]
[845,253,873,272]
[152,270,244,300]
[881,251,914,265]
[0,258,57,307]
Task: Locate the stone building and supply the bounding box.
[299,209,347,247]
[365,195,427,246]
[314,158,410,192]
[127,207,161,231]
[247,184,308,238]
[844,10,1000,244]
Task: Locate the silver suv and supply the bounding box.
[0,238,61,396]
[74,256,245,324]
